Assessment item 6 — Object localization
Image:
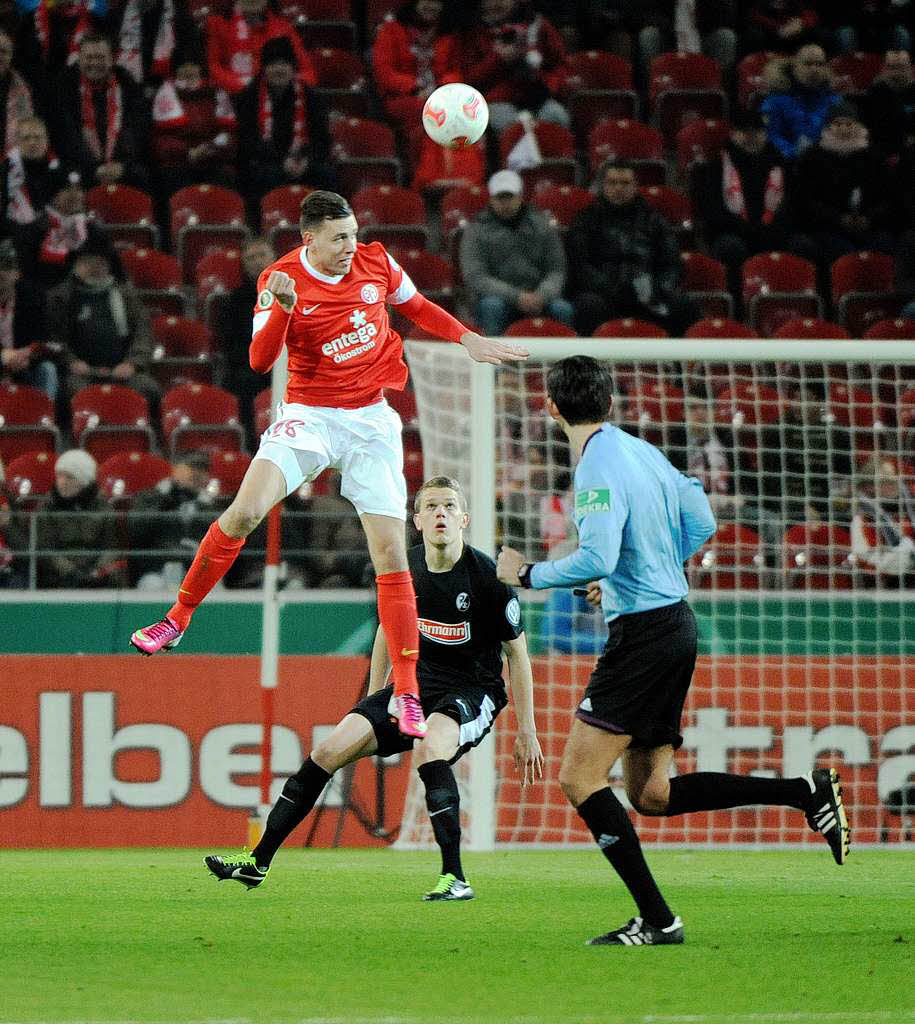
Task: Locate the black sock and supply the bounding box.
[666,773,810,816]
[577,786,674,929]
[251,757,331,868]
[418,759,463,881]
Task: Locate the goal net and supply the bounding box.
[397,337,915,850]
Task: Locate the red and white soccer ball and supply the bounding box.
[421,83,489,149]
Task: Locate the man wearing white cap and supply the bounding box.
[460,168,574,337]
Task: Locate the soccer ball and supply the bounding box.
[422,83,489,149]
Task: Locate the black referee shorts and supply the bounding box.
[575,599,698,750]
[351,681,506,763]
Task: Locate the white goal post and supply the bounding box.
[398,337,915,851]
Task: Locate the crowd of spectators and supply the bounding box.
[0,0,914,591]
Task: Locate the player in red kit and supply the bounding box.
[130,190,528,737]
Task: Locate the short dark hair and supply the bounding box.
[299,190,353,233]
[546,355,612,425]
[596,157,637,182]
[79,31,112,50]
[413,475,467,513]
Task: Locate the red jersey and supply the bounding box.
[252,241,417,409]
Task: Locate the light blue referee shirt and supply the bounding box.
[530,423,717,622]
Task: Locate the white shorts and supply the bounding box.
[253,399,408,520]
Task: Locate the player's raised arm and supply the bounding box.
[248,269,298,374]
[502,633,543,786]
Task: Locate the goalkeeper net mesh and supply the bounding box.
[398,338,915,849]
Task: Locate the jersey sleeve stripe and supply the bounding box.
[386,251,418,305]
[251,310,271,336]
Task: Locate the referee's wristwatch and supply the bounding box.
[517,562,534,588]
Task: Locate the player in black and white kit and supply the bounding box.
[205,476,543,898]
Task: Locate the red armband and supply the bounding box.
[396,292,468,344]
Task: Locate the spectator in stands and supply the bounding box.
[47,232,159,408]
[152,58,237,193]
[788,101,899,278]
[0,461,24,588]
[234,36,336,198]
[1,116,64,232]
[35,447,125,588]
[372,1,461,133]
[684,391,744,518]
[0,237,58,399]
[739,0,820,55]
[217,235,273,445]
[205,0,314,96]
[459,168,573,336]
[566,158,699,336]
[690,105,789,297]
[52,32,151,189]
[14,0,109,100]
[114,0,199,98]
[824,0,912,55]
[851,454,915,587]
[0,27,34,157]
[304,471,372,588]
[127,448,215,588]
[860,50,915,162]
[760,43,841,160]
[455,0,571,134]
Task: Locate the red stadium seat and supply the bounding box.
[352,185,429,250]
[71,383,155,462]
[0,384,60,462]
[195,246,243,328]
[169,184,249,283]
[742,251,822,335]
[588,119,666,184]
[87,183,159,250]
[685,316,757,338]
[97,451,172,506]
[675,118,730,176]
[402,425,424,494]
[310,47,369,118]
[783,522,853,590]
[639,185,693,241]
[830,52,883,96]
[282,0,356,50]
[714,379,781,427]
[384,383,418,426]
[830,251,902,336]
[5,450,56,508]
[864,318,915,340]
[594,318,669,338]
[736,51,774,110]
[330,117,401,195]
[161,383,244,457]
[207,449,252,500]
[681,251,733,319]
[260,184,310,254]
[691,522,764,589]
[119,247,188,317]
[649,52,727,146]
[532,184,594,232]
[621,378,685,447]
[387,247,456,310]
[498,120,579,192]
[772,318,851,340]
[440,184,487,267]
[505,317,577,337]
[254,387,275,436]
[150,315,216,387]
[565,50,638,145]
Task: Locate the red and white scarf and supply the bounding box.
[117,0,176,83]
[80,74,123,162]
[722,150,784,225]
[40,207,88,264]
[5,147,60,225]
[34,0,92,64]
[227,7,256,84]
[4,71,34,156]
[258,76,306,154]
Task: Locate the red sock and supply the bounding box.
[376,569,419,698]
[168,521,245,630]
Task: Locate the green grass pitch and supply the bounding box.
[1,849,911,1024]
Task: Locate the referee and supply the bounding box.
[497,355,849,946]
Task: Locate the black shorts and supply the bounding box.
[351,680,507,763]
[575,600,698,750]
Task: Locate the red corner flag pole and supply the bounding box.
[249,347,287,847]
